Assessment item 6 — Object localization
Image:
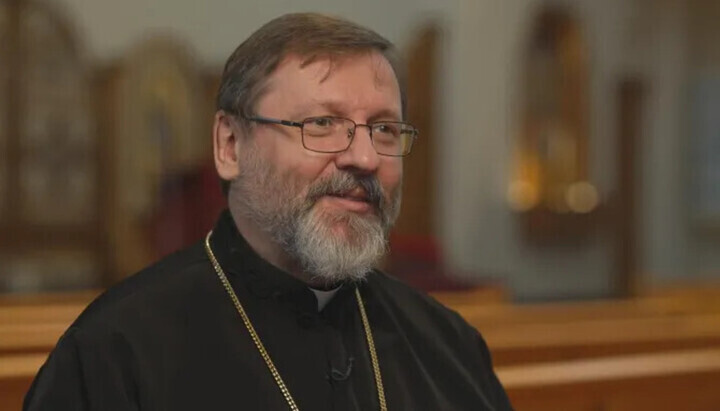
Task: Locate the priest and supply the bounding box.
[25,13,511,410]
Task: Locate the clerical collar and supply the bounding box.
[309,286,341,311]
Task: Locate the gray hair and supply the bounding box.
[217,13,406,118]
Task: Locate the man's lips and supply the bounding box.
[321,188,374,213]
[334,187,369,201]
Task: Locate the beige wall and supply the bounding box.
[686,0,720,278]
[440,0,633,299]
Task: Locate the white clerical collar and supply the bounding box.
[309,286,341,311]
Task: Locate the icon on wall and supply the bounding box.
[508,6,600,244]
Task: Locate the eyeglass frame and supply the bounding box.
[241,114,418,157]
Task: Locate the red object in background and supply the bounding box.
[152,162,226,259]
[387,232,477,292]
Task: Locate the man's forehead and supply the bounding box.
[274,51,398,87]
[252,50,401,120]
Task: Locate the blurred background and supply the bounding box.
[2,0,720,409]
[1,0,719,300]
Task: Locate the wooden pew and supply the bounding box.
[0,292,96,409]
[440,289,720,365]
[0,353,47,411]
[499,348,720,410]
[430,286,508,307]
[484,312,720,365]
[0,291,95,355]
[3,286,720,409]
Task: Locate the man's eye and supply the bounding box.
[310,117,334,127]
[374,123,399,136]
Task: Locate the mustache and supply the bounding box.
[305,172,385,211]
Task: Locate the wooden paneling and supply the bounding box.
[615,79,645,296]
[392,24,439,237]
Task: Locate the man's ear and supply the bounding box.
[213,111,242,181]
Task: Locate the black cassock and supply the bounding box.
[24,211,512,410]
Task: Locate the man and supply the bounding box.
[25,13,511,410]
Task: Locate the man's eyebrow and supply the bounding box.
[317,100,349,116]
[299,100,401,121]
[366,108,402,122]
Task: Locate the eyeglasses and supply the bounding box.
[245,115,418,157]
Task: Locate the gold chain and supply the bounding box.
[204,231,387,411]
[354,281,387,411]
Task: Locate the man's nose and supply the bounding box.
[334,125,380,174]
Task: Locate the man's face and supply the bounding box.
[229,51,404,284]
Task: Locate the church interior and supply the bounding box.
[2,0,720,408]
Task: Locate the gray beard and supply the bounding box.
[229,144,401,285]
[287,201,389,284]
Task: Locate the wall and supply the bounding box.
[628,0,720,285]
[440,0,637,300]
[632,0,690,284]
[440,0,719,300]
[684,0,720,280]
[52,0,451,66]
